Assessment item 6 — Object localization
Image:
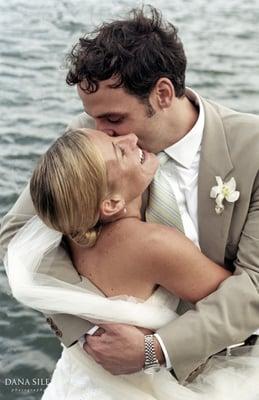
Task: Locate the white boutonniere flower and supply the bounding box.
[210,176,240,215]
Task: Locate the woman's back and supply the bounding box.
[70,216,231,305]
[70,218,157,300]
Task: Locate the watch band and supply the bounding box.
[143,334,161,374]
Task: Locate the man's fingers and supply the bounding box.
[97,323,115,331]
[97,323,129,333]
[86,334,103,347]
[83,340,113,370]
[85,334,110,354]
[83,342,101,363]
[84,333,103,345]
[93,327,106,336]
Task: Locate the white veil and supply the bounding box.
[5,216,259,400]
[4,216,183,400]
[4,216,177,330]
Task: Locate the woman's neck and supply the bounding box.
[106,196,142,224]
[124,196,142,220]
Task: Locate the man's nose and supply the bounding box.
[94,121,115,136]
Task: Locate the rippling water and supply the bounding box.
[0,0,258,398]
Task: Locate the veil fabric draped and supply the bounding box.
[5,216,259,400]
[4,216,177,329]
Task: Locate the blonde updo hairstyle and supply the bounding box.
[30,128,108,247]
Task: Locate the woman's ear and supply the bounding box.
[99,195,125,221]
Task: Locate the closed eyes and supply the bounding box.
[118,146,126,156]
[106,116,123,124]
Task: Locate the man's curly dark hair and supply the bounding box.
[66,6,187,102]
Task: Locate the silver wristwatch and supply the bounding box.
[143,334,161,374]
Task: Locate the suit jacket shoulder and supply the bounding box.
[0,113,100,346]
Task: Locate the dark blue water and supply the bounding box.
[0,0,258,398]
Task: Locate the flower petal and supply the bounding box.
[215,204,224,214]
[225,177,236,192]
[216,193,224,207]
[210,186,221,198]
[226,190,240,202]
[215,176,223,188]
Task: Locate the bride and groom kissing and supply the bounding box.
[1,5,259,399]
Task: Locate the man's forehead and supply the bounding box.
[78,84,125,106]
[79,94,129,119]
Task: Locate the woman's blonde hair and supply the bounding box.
[30,129,107,247]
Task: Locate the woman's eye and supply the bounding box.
[119,147,125,156]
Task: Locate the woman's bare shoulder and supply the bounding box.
[138,221,184,247]
[117,219,179,240]
[120,220,184,262]
[101,218,185,267]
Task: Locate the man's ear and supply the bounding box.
[99,195,125,221]
[153,77,175,109]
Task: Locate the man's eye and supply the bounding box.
[107,116,123,123]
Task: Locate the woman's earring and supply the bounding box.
[123,208,127,213]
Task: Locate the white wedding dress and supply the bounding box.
[41,286,259,400]
[5,217,259,400]
[42,286,179,400]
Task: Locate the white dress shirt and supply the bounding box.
[155,88,205,368]
[163,88,204,246]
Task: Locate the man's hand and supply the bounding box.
[83,323,164,375]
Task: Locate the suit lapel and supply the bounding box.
[198,99,234,264]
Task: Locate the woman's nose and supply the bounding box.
[121,133,138,148]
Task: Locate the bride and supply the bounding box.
[5,128,259,399]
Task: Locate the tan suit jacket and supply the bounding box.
[1,97,259,382]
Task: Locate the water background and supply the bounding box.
[0,0,259,398]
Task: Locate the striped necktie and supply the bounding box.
[146,152,184,233]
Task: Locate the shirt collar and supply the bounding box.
[164,88,204,169]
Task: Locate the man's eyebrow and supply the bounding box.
[95,112,126,119]
[112,142,119,161]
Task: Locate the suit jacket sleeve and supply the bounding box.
[0,113,96,346]
[157,171,259,383]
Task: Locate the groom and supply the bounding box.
[1,6,259,382]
